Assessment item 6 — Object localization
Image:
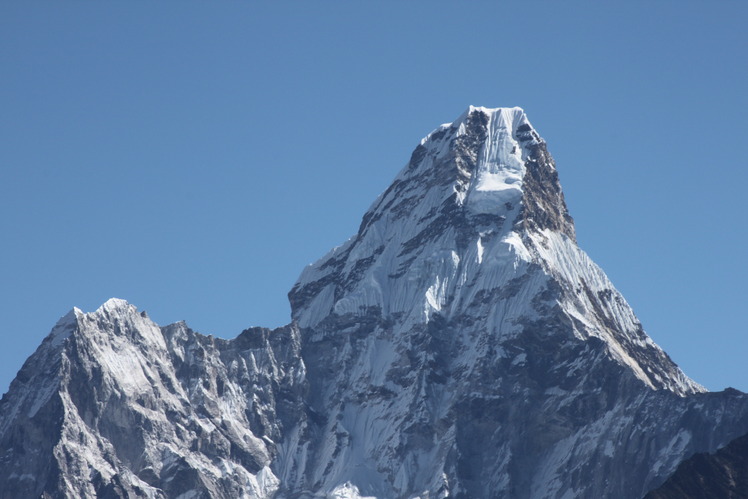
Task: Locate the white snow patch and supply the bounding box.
[329,482,377,499]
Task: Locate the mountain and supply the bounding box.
[1,106,747,498]
[0,301,306,498]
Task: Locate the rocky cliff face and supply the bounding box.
[645,425,748,499]
[0,301,306,498]
[1,106,747,498]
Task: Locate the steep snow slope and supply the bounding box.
[1,106,747,499]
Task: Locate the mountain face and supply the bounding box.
[1,106,747,499]
[0,301,306,498]
[644,427,748,499]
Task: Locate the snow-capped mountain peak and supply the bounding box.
[416,106,540,214]
[275,107,747,498]
[289,106,696,396]
[2,106,748,499]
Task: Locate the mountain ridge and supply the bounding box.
[645,427,748,498]
[1,106,746,498]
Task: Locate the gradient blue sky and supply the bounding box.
[1,2,746,395]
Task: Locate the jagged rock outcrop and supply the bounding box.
[1,106,747,498]
[0,300,306,498]
[645,423,748,499]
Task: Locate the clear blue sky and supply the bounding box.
[1,2,746,395]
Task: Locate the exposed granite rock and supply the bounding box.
[645,423,748,499]
[0,301,306,498]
